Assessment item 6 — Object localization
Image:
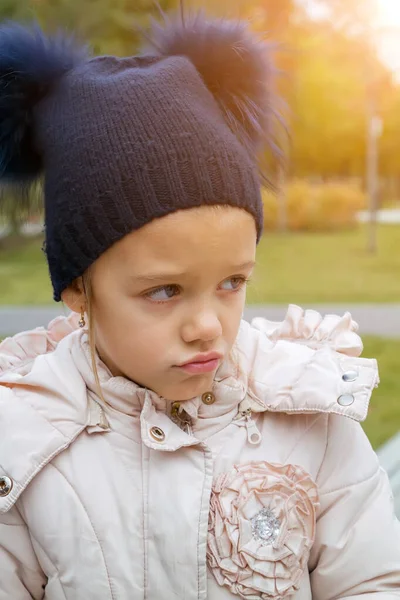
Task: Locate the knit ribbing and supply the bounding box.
[34,53,263,301]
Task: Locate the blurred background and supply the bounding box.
[0,0,400,498]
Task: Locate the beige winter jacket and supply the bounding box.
[0,305,399,600]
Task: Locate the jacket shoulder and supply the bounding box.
[236,305,379,423]
[0,333,90,514]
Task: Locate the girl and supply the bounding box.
[0,8,399,600]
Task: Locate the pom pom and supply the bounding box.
[0,23,88,183]
[145,9,279,153]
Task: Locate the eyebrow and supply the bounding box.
[132,261,256,282]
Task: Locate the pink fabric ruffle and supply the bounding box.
[252,304,362,357]
[207,461,319,599]
[0,313,80,375]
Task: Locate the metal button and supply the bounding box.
[149,426,165,442]
[202,392,215,405]
[342,370,359,383]
[0,476,13,497]
[337,394,355,407]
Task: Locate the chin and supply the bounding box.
[163,373,216,402]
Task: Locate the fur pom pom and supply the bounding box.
[145,10,278,152]
[0,23,88,183]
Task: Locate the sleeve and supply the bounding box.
[0,505,46,600]
[309,414,400,599]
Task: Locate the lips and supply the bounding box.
[178,352,222,374]
[181,352,222,366]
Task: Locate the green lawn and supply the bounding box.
[361,336,400,449]
[0,236,55,305]
[247,225,400,304]
[2,225,400,305]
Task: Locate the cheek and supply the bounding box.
[93,296,174,359]
[91,293,140,353]
[222,293,246,340]
[94,296,136,335]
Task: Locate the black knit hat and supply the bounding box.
[0,12,277,302]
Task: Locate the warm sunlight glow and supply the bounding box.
[377,0,400,27]
[374,0,400,75]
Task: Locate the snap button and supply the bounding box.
[149,426,165,442]
[202,392,215,405]
[0,476,13,497]
[342,370,359,383]
[337,394,355,407]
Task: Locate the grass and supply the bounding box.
[0,236,55,305]
[361,336,400,449]
[247,225,400,304]
[2,225,400,305]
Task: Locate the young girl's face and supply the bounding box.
[73,206,257,401]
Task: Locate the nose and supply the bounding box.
[181,306,223,345]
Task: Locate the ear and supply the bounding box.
[61,277,86,314]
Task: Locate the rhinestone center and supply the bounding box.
[251,508,281,546]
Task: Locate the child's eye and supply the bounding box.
[145,285,180,302]
[219,276,249,292]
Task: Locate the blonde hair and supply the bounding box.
[81,268,106,404]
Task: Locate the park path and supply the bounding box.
[2,304,400,337]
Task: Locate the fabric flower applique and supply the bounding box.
[207,461,319,599]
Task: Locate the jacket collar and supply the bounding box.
[73,327,247,439]
[0,309,379,513]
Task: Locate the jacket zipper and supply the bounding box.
[171,402,193,436]
[234,407,262,445]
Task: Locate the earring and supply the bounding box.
[79,310,86,328]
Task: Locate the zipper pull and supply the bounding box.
[237,408,262,445]
[245,414,262,445]
[171,402,193,436]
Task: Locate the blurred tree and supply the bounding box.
[0,0,398,191]
[0,0,179,55]
[307,0,375,31]
[289,21,389,178]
